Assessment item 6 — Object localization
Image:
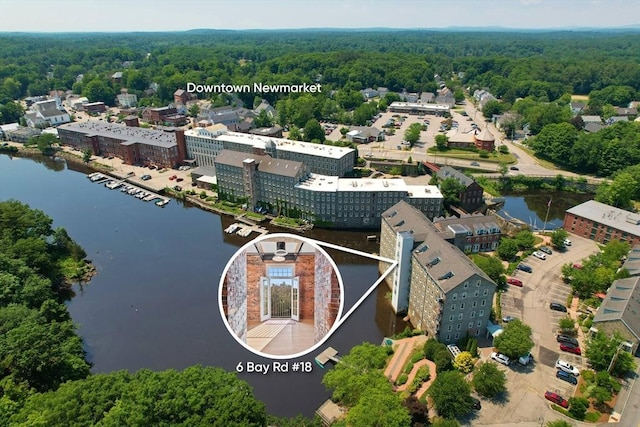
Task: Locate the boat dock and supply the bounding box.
[314,347,340,368]
[224,222,268,238]
[87,172,170,207]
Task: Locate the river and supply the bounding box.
[0,153,404,417]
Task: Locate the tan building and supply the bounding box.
[380,201,497,343]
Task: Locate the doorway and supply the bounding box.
[260,265,299,322]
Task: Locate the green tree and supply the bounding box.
[482,100,504,119]
[530,122,578,164]
[514,230,535,250]
[253,109,274,128]
[585,331,636,376]
[303,119,325,142]
[493,319,534,359]
[471,361,507,398]
[83,80,116,105]
[428,371,474,419]
[439,177,466,208]
[595,172,637,209]
[568,397,589,420]
[435,134,448,150]
[559,316,576,332]
[546,420,573,427]
[453,351,475,374]
[431,419,461,427]
[345,385,411,427]
[472,255,505,285]
[403,396,429,427]
[496,238,519,261]
[404,122,422,145]
[322,343,392,407]
[188,103,200,118]
[340,127,349,137]
[82,148,92,163]
[550,229,569,249]
[288,125,302,141]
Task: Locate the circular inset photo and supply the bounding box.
[219,233,343,359]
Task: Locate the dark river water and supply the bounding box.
[0,153,403,417]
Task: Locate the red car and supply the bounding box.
[169,175,177,180]
[544,391,569,408]
[560,342,582,355]
[507,278,523,287]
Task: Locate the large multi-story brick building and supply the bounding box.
[436,166,484,212]
[563,200,640,246]
[379,201,496,343]
[58,121,185,169]
[213,150,443,229]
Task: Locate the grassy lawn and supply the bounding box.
[272,217,305,227]
[517,145,561,170]
[427,147,516,164]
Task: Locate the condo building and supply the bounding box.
[380,201,496,343]
[213,150,443,229]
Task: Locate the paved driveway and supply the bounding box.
[470,235,601,426]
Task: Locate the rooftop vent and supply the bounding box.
[438,271,454,280]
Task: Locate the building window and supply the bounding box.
[477,320,482,327]
[449,315,454,321]
[472,301,477,307]
[458,313,463,320]
[481,299,486,306]
[470,311,475,318]
[462,292,467,299]
[483,289,488,296]
[468,322,474,329]
[464,282,468,288]
[452,293,457,300]
[456,324,461,330]
[451,304,455,311]
[447,325,452,331]
[479,310,484,317]
[455,332,460,340]
[446,334,450,341]
[460,303,465,309]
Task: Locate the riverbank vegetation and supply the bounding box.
[0,201,277,426]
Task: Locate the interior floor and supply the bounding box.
[246,319,315,355]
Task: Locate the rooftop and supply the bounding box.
[566,200,640,237]
[593,276,640,341]
[437,166,474,187]
[214,149,303,178]
[58,122,177,148]
[621,244,640,277]
[382,201,493,293]
[389,102,450,111]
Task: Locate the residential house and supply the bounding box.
[591,275,640,355]
[379,201,497,342]
[5,126,41,143]
[117,93,138,108]
[254,99,276,119]
[361,88,378,99]
[420,92,435,103]
[25,100,71,128]
[82,102,107,114]
[615,107,637,117]
[174,89,191,105]
[563,200,640,246]
[111,72,123,83]
[570,102,585,116]
[377,87,389,99]
[436,166,484,212]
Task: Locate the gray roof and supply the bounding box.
[566,200,640,237]
[214,149,303,178]
[437,166,474,187]
[593,276,640,341]
[584,122,605,133]
[58,122,177,148]
[35,100,66,118]
[190,166,217,178]
[433,214,500,238]
[382,201,494,293]
[621,244,640,277]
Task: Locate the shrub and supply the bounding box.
[584,412,601,422]
[453,352,475,374]
[396,373,409,386]
[404,362,414,374]
[411,350,424,364]
[416,365,430,382]
[568,397,589,420]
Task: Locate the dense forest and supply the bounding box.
[1,30,639,114]
[0,201,274,426]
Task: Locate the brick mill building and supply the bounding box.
[563,200,640,246]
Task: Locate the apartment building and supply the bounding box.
[436,166,484,212]
[380,201,496,343]
[213,150,443,229]
[432,214,502,253]
[185,129,356,177]
[58,121,184,169]
[563,200,640,246]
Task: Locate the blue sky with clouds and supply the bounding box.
[1,0,639,32]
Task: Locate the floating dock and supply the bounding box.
[315,347,340,368]
[87,172,170,207]
[223,222,268,237]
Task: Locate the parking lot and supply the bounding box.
[470,235,601,426]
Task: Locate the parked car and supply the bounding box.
[176,178,184,182]
[532,251,547,260]
[518,352,533,366]
[549,302,567,312]
[556,360,580,376]
[544,391,569,408]
[141,175,151,181]
[172,185,182,191]
[556,369,578,385]
[564,239,572,246]
[502,315,516,323]
[470,161,480,166]
[556,334,579,346]
[539,246,553,255]
[490,352,511,366]
[169,175,177,180]
[517,264,533,273]
[560,342,582,355]
[507,277,523,287]
[510,166,519,170]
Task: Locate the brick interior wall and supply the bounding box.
[314,250,341,342]
[223,251,247,342]
[246,254,316,323]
